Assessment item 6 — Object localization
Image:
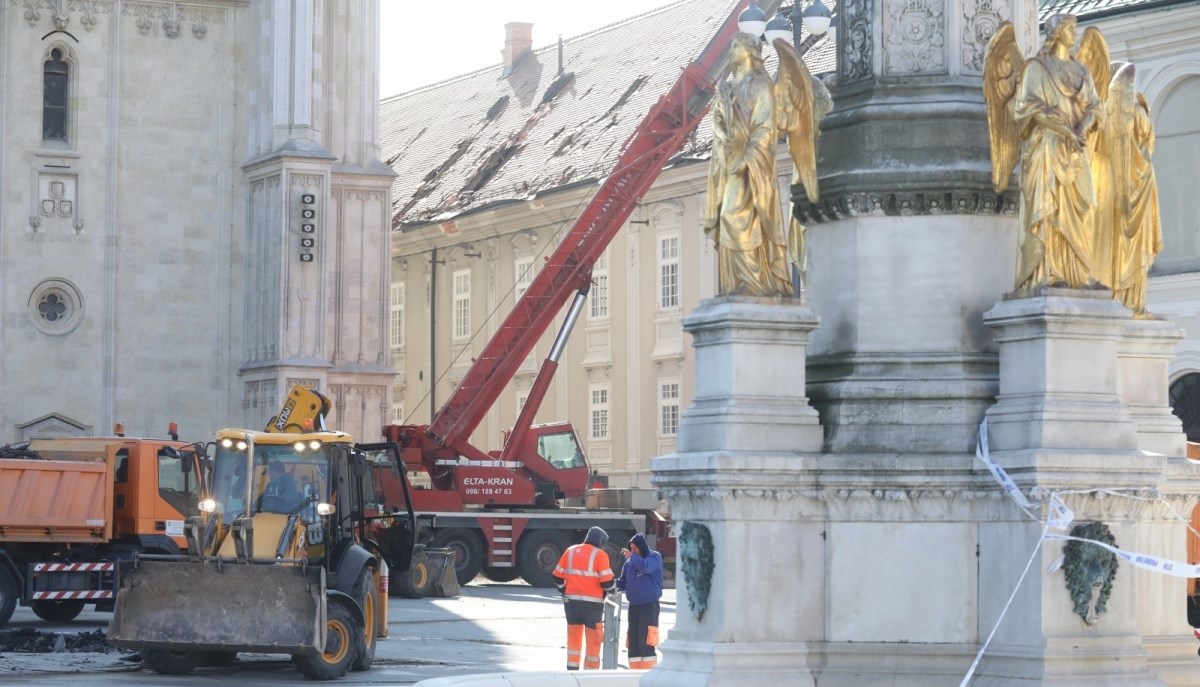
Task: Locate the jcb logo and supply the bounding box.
[275,398,296,432]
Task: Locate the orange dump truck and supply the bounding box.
[0,433,202,627]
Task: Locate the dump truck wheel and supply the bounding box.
[482,566,520,583]
[393,550,429,599]
[432,529,484,586]
[142,649,206,675]
[351,569,378,671]
[293,599,361,680]
[0,568,16,626]
[32,600,85,622]
[517,529,570,588]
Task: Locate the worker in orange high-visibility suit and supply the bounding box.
[552,526,615,670]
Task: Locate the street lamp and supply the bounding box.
[801,1,832,36]
[737,1,768,37]
[765,11,792,44]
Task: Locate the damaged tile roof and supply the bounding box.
[380,0,836,229]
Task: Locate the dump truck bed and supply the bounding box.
[0,441,116,543]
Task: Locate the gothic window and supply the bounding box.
[1169,373,1200,442]
[43,48,69,142]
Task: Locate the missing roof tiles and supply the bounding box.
[485,96,510,122]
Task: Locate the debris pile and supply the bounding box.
[0,629,117,653]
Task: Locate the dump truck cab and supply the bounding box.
[109,387,411,681]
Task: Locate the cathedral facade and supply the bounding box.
[0,0,393,443]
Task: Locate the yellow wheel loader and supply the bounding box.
[107,386,417,680]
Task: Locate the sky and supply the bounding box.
[379,1,679,97]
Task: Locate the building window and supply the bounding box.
[515,257,534,301]
[452,269,470,340]
[391,402,404,424]
[659,235,679,310]
[517,392,529,412]
[590,386,609,440]
[1170,373,1200,442]
[659,381,680,436]
[590,252,609,319]
[1152,76,1200,274]
[43,48,69,142]
[390,283,405,349]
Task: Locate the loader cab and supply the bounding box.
[203,431,354,562]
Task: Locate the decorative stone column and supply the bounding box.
[793,0,1039,454]
[647,296,824,687]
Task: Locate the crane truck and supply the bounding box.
[381,0,780,589]
[0,428,203,627]
[108,385,419,680]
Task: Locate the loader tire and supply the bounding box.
[0,567,18,626]
[202,651,238,666]
[351,569,379,672]
[393,550,430,599]
[32,599,85,622]
[142,649,206,675]
[293,599,361,680]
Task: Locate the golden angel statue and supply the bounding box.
[704,32,824,297]
[983,15,1104,291]
[1092,62,1162,316]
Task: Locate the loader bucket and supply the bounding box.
[108,560,326,655]
[426,548,460,598]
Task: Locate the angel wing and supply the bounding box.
[1074,27,1112,103]
[771,37,819,203]
[1104,63,1138,236]
[982,22,1024,193]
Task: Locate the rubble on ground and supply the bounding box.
[0,628,119,653]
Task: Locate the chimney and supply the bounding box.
[502,22,533,76]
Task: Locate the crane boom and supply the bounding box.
[426,0,781,453]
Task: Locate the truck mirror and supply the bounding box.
[180,455,192,474]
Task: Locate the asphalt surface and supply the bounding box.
[0,581,677,686]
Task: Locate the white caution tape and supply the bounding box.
[1046,492,1074,531]
[974,418,1036,517]
[1043,534,1200,578]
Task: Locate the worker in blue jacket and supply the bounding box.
[613,532,663,669]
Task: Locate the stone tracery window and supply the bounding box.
[43,48,69,142]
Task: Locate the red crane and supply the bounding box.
[384,0,783,509]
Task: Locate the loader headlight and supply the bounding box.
[198,498,217,513]
[293,441,307,452]
[221,438,247,450]
[308,440,321,450]
[316,502,335,516]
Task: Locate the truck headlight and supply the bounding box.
[198,498,217,513]
[316,503,335,516]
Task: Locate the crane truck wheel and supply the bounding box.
[350,569,379,671]
[0,567,19,626]
[142,649,207,675]
[481,566,520,583]
[31,599,85,622]
[393,549,430,599]
[431,529,485,586]
[517,530,571,588]
[293,598,363,680]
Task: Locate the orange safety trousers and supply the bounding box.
[566,622,604,670]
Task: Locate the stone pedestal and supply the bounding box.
[983,288,1141,460]
[647,297,823,687]
[1118,318,1187,457]
[976,289,1168,687]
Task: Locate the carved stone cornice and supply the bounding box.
[121,1,225,39]
[794,188,1018,224]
